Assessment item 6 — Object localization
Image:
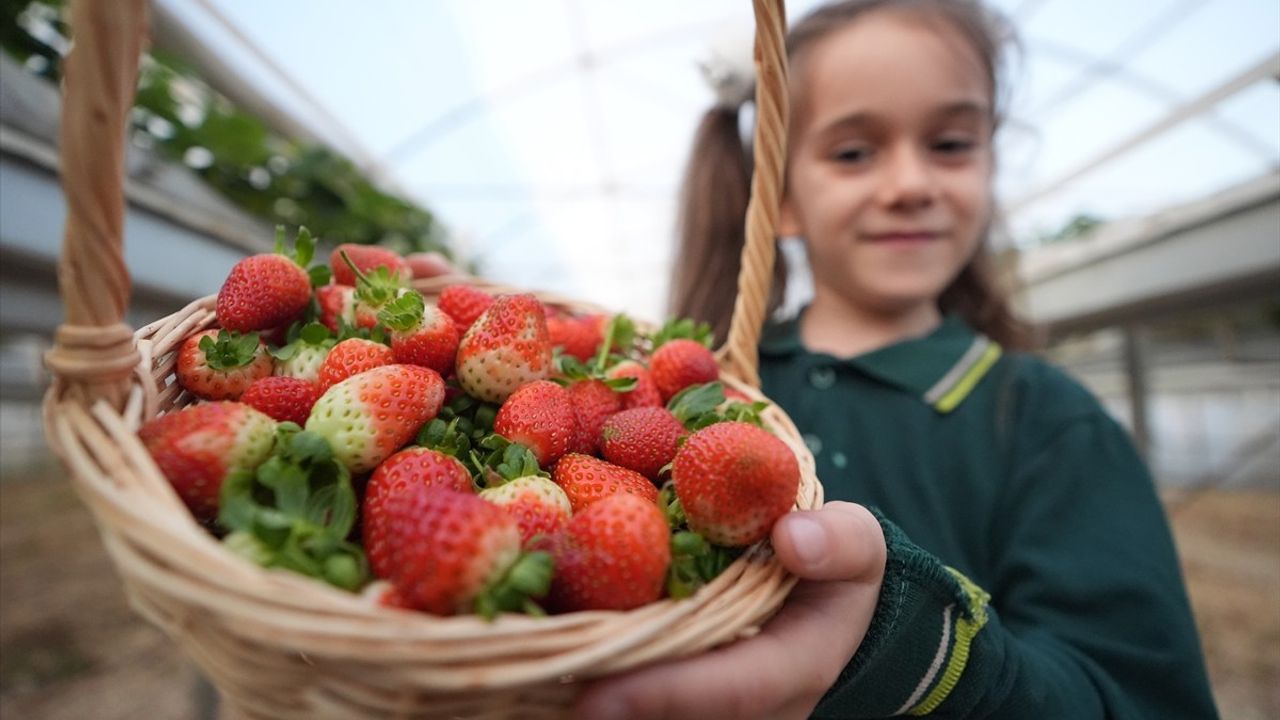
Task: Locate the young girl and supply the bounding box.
[578,1,1219,718]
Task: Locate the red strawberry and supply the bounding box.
[650,339,719,402]
[540,493,670,612]
[315,284,356,333]
[600,407,685,480]
[139,402,277,522]
[239,376,320,426]
[378,291,460,376]
[305,364,445,473]
[607,360,663,410]
[437,284,494,336]
[405,251,456,279]
[547,314,604,362]
[367,487,551,617]
[330,243,411,287]
[363,447,474,577]
[455,294,552,404]
[552,453,658,513]
[566,379,622,455]
[217,229,316,332]
[315,338,394,391]
[176,329,273,401]
[479,475,572,545]
[672,421,800,547]
[493,380,576,467]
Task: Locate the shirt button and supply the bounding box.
[803,433,824,456]
[832,451,848,469]
[808,366,836,389]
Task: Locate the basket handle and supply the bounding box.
[45,0,787,400]
[45,0,149,410]
[720,0,789,390]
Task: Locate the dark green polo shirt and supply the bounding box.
[758,315,1218,719]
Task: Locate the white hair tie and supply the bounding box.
[698,26,756,110]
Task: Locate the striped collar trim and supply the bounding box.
[922,336,1004,414]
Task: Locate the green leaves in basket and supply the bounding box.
[651,317,714,350]
[197,330,262,371]
[218,424,370,591]
[668,381,770,432]
[659,484,742,599]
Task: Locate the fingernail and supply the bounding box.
[785,515,827,567]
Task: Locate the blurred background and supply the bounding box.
[1,0,1277,718]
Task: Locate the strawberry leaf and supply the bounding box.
[377,290,425,332]
[308,265,332,288]
[668,382,727,427]
[473,550,553,620]
[201,330,262,371]
[652,317,714,350]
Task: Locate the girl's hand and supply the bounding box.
[575,501,887,720]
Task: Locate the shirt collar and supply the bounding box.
[760,311,1003,413]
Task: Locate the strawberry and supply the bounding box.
[315,338,394,391]
[480,475,573,545]
[176,329,273,401]
[493,380,576,467]
[552,453,658,513]
[455,294,552,404]
[363,446,474,577]
[650,338,720,402]
[607,360,663,410]
[600,407,686,480]
[330,243,411,287]
[565,378,621,455]
[671,421,800,547]
[540,493,670,612]
[405,251,456,279]
[139,402,277,522]
[367,487,551,617]
[239,376,321,426]
[378,291,460,376]
[547,314,604,362]
[271,324,335,385]
[305,364,445,473]
[216,227,318,332]
[315,284,357,333]
[437,284,494,336]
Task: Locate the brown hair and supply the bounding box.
[669,0,1034,350]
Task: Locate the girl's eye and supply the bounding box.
[832,146,871,164]
[932,137,977,155]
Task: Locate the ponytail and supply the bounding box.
[669,107,787,347]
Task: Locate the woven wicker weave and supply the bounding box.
[42,1,823,717]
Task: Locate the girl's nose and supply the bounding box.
[876,145,936,211]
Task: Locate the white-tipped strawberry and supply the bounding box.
[481,475,572,546]
[271,323,335,385]
[378,290,460,376]
[455,294,552,403]
[305,364,445,473]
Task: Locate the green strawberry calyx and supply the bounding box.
[659,483,741,599]
[472,550,554,620]
[651,317,714,351]
[269,322,335,362]
[199,330,262,371]
[668,381,769,430]
[471,434,548,489]
[553,353,637,393]
[273,225,330,288]
[218,425,370,591]
[377,290,426,333]
[339,250,403,308]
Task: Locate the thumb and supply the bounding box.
[771,501,886,582]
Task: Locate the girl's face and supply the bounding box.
[780,11,995,318]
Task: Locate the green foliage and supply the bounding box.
[1,0,450,256]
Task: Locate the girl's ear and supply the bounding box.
[779,193,803,238]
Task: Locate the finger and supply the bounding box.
[574,630,825,720]
[771,501,885,582]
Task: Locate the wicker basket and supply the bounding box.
[41,1,821,717]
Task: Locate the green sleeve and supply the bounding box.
[813,413,1219,719]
